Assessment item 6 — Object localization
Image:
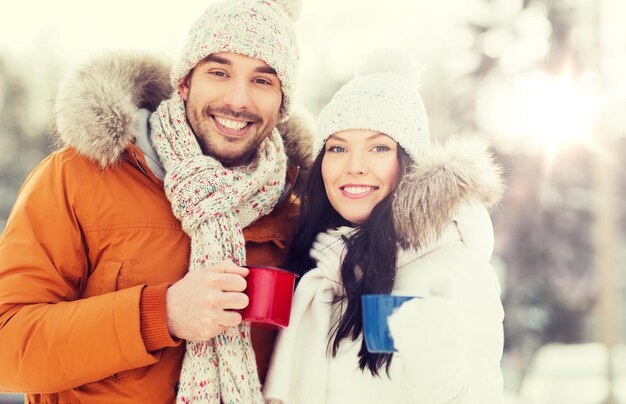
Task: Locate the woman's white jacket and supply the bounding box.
[264,137,505,404]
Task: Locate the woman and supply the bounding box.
[263,50,505,403]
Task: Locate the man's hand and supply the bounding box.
[165,260,249,341]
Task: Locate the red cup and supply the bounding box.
[241,266,298,328]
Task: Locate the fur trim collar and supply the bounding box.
[52,52,313,178]
[393,136,504,250]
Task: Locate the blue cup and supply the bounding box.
[362,294,418,353]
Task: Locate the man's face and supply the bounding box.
[179,52,283,166]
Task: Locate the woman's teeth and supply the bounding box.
[343,186,376,194]
[215,116,248,130]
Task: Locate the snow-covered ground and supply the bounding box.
[519,343,626,404]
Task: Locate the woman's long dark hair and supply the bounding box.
[287,145,411,377]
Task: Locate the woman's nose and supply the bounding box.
[346,153,368,175]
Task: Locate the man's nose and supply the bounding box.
[222,79,252,111]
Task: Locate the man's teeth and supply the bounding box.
[343,186,375,194]
[215,116,248,130]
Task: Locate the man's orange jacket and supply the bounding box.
[0,54,312,403]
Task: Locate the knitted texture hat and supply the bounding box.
[314,49,430,163]
[171,0,301,119]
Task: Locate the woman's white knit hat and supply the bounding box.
[171,0,301,119]
[314,49,430,162]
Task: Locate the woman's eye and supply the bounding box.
[372,145,391,152]
[327,145,346,153]
[210,71,227,77]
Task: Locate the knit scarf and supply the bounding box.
[150,93,287,403]
[263,227,353,403]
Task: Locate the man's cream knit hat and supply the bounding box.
[172,0,301,120]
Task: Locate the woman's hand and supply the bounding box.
[389,296,468,374]
[388,276,470,401]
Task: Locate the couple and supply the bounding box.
[0,0,504,403]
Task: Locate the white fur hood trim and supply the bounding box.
[393,136,504,251]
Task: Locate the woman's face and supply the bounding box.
[321,129,401,225]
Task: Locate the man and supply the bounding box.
[0,0,312,402]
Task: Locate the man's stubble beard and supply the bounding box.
[187,103,279,167]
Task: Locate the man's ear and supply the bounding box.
[178,73,192,101]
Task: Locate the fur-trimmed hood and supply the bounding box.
[51,54,503,249]
[393,136,504,251]
[52,52,313,181]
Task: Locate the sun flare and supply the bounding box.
[517,67,597,155]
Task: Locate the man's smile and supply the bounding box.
[210,114,254,138]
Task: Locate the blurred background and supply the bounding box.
[1,0,625,403]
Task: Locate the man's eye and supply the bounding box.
[254,78,272,85]
[210,71,227,77]
[327,145,346,153]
